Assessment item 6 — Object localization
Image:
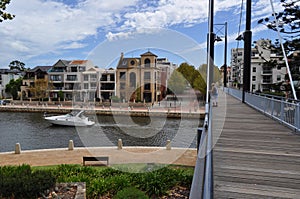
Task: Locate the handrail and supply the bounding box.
[225,87,300,132]
[189,102,213,199]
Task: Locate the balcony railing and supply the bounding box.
[261,79,272,84]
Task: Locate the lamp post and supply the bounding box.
[214,22,228,87]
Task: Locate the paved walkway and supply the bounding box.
[0,147,197,167]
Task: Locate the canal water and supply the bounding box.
[0,112,200,152]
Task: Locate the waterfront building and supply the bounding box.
[47,59,95,101]
[99,68,116,102]
[0,69,23,99]
[79,66,101,102]
[116,51,175,103]
[230,39,285,92]
[21,66,52,101]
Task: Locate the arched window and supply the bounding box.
[144,58,151,68]
[130,72,136,87]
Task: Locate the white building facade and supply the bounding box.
[230,39,286,92]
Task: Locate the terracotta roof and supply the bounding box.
[69,60,88,65]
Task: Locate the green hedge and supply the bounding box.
[0,164,193,198]
[53,164,193,198]
[0,164,55,198]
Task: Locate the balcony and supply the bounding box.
[261,79,272,84]
[261,70,272,76]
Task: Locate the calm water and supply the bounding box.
[0,112,200,152]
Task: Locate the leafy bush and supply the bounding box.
[113,187,149,199]
[0,164,55,198]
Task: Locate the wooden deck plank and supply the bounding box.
[213,92,300,198]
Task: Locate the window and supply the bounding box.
[277,75,281,81]
[71,67,77,72]
[252,76,256,81]
[84,83,89,89]
[144,58,151,68]
[144,72,151,80]
[66,75,77,81]
[83,75,88,81]
[252,67,256,73]
[101,75,107,81]
[252,84,256,90]
[144,83,151,90]
[90,74,97,81]
[130,60,135,65]
[50,75,61,81]
[120,72,126,80]
[130,72,136,87]
[90,83,97,89]
[120,83,126,90]
[110,74,115,81]
[79,67,85,72]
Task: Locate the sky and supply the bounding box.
[0,0,284,69]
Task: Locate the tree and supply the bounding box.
[9,60,26,71]
[176,62,207,95]
[198,64,222,84]
[168,70,187,95]
[0,0,15,22]
[5,78,22,99]
[258,0,300,55]
[258,1,300,97]
[177,63,200,87]
[29,79,49,101]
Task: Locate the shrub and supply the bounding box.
[0,164,55,198]
[113,187,149,199]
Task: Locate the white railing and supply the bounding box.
[225,88,300,132]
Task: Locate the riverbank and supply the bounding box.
[0,102,205,119]
[0,146,197,167]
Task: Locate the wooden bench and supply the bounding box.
[83,156,109,166]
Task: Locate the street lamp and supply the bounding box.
[214,22,228,87]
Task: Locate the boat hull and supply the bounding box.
[44,111,95,127]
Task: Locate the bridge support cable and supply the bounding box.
[269,0,298,100]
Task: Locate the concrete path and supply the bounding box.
[0,147,197,167]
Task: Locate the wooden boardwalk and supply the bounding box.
[212,90,300,198]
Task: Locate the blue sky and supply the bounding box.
[0,0,283,69]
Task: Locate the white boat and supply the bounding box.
[44,110,95,126]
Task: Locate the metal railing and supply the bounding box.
[225,88,300,132]
[189,102,213,199]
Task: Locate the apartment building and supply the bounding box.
[99,68,115,102]
[0,69,23,99]
[48,59,95,101]
[230,39,286,92]
[116,51,174,103]
[21,66,52,100]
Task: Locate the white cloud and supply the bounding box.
[0,0,283,68]
[0,0,138,67]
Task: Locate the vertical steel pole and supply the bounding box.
[242,0,252,103]
[223,22,228,88]
[206,0,215,104]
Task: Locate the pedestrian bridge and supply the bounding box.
[190,88,300,199]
